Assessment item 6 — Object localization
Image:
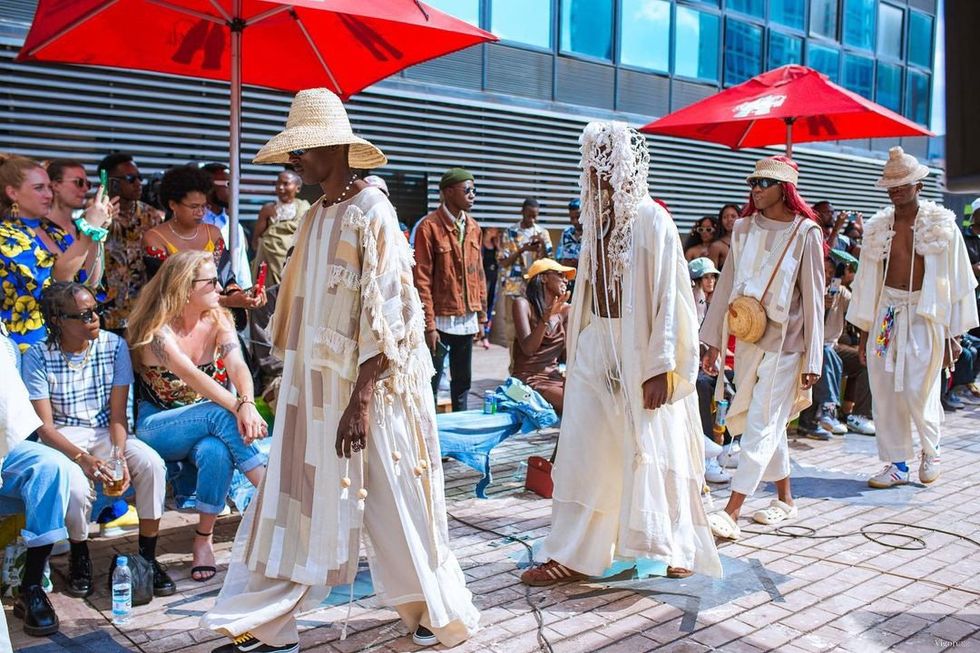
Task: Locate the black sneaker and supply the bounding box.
[13,584,59,636]
[412,625,438,647]
[212,633,299,652]
[66,550,93,598]
[150,559,176,597]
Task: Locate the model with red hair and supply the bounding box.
[699,155,826,540]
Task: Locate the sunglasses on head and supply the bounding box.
[193,276,220,289]
[747,178,780,189]
[111,173,143,184]
[61,309,99,324]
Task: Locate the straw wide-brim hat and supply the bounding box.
[746,157,799,186]
[875,146,929,188]
[254,88,387,168]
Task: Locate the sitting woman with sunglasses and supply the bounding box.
[683,216,722,266]
[142,165,264,312]
[128,250,267,582]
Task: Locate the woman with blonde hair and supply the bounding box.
[128,250,266,581]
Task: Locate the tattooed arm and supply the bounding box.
[142,325,240,413]
[215,316,267,443]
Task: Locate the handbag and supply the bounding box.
[107,552,155,606]
[728,218,808,343]
[524,455,554,498]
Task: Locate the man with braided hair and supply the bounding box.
[521,121,721,586]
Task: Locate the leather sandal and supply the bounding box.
[192,530,217,582]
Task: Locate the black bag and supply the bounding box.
[107,553,154,606]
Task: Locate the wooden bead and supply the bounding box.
[392,451,402,462]
[340,477,352,488]
[419,459,428,470]
[413,465,424,477]
[357,488,368,499]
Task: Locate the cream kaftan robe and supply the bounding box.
[846,201,979,463]
[202,188,479,647]
[700,214,824,496]
[537,197,722,578]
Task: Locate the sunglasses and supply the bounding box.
[111,173,143,184]
[180,201,208,214]
[193,276,220,289]
[288,149,306,157]
[58,178,91,189]
[747,178,781,189]
[460,186,477,196]
[696,226,716,233]
[212,179,230,187]
[60,309,99,323]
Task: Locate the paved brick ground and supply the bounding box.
[9,345,980,652]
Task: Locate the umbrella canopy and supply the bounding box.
[640,65,931,155]
[17,0,497,277]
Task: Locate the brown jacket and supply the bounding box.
[413,206,487,332]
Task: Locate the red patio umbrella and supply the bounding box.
[640,65,931,156]
[17,0,497,275]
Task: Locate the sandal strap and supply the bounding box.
[195,530,213,537]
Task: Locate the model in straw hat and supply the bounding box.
[521,121,722,588]
[846,146,978,490]
[700,155,826,540]
[203,88,480,653]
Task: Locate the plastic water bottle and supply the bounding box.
[111,556,132,625]
[513,460,528,481]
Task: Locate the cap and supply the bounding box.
[524,258,576,281]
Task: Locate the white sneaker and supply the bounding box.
[718,442,741,469]
[704,458,731,484]
[868,464,910,489]
[919,453,940,484]
[818,405,848,435]
[703,436,723,459]
[846,414,876,435]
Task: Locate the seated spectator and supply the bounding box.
[0,321,72,637]
[946,333,980,408]
[127,251,267,581]
[45,158,107,288]
[251,170,310,287]
[799,253,875,438]
[22,282,173,600]
[201,162,252,287]
[709,203,740,270]
[689,257,720,324]
[510,259,572,415]
[683,216,722,266]
[142,165,264,313]
[1,153,111,350]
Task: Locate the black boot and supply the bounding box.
[150,558,176,597]
[66,547,93,598]
[14,584,59,636]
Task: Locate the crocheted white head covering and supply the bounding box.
[577,121,650,289]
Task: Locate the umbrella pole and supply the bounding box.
[229,1,243,282]
[785,118,795,157]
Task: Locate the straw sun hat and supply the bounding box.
[745,156,799,186]
[254,88,387,168]
[875,146,929,189]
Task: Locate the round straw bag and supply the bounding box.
[727,218,808,344]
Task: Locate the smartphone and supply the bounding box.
[108,177,121,198]
[252,261,268,296]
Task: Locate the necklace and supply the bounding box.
[61,342,92,371]
[168,221,200,241]
[322,174,359,207]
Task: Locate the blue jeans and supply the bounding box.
[953,333,980,386]
[0,441,70,547]
[813,343,843,407]
[136,401,265,514]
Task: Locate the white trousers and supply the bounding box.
[730,350,802,496]
[866,288,944,463]
[57,427,166,541]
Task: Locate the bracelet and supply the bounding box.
[72,451,85,463]
[236,400,255,413]
[73,217,109,242]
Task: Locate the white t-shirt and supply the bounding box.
[0,329,41,457]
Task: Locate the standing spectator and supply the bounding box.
[98,153,164,331]
[0,320,72,638]
[23,282,173,599]
[413,168,486,411]
[711,203,741,269]
[480,227,500,347]
[683,216,722,265]
[251,170,310,287]
[128,251,266,581]
[1,154,110,351]
[45,159,107,288]
[556,198,583,269]
[814,200,852,251]
[201,163,252,287]
[963,199,980,339]
[490,198,552,347]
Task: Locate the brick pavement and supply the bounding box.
[8,345,980,652]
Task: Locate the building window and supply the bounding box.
[877,3,904,60]
[770,0,806,31]
[807,42,840,82]
[769,31,803,68]
[908,11,934,69]
[905,69,930,125]
[842,0,875,50]
[620,0,670,72]
[728,0,764,18]
[560,0,613,60]
[425,0,480,26]
[674,6,720,82]
[810,0,839,39]
[876,61,902,112]
[725,19,763,85]
[842,53,874,99]
[490,0,552,49]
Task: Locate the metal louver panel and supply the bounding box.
[403,46,484,90]
[617,69,669,117]
[486,44,552,100]
[1,37,940,235]
[556,57,615,110]
[671,79,719,112]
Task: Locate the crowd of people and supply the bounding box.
[0,86,978,653]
